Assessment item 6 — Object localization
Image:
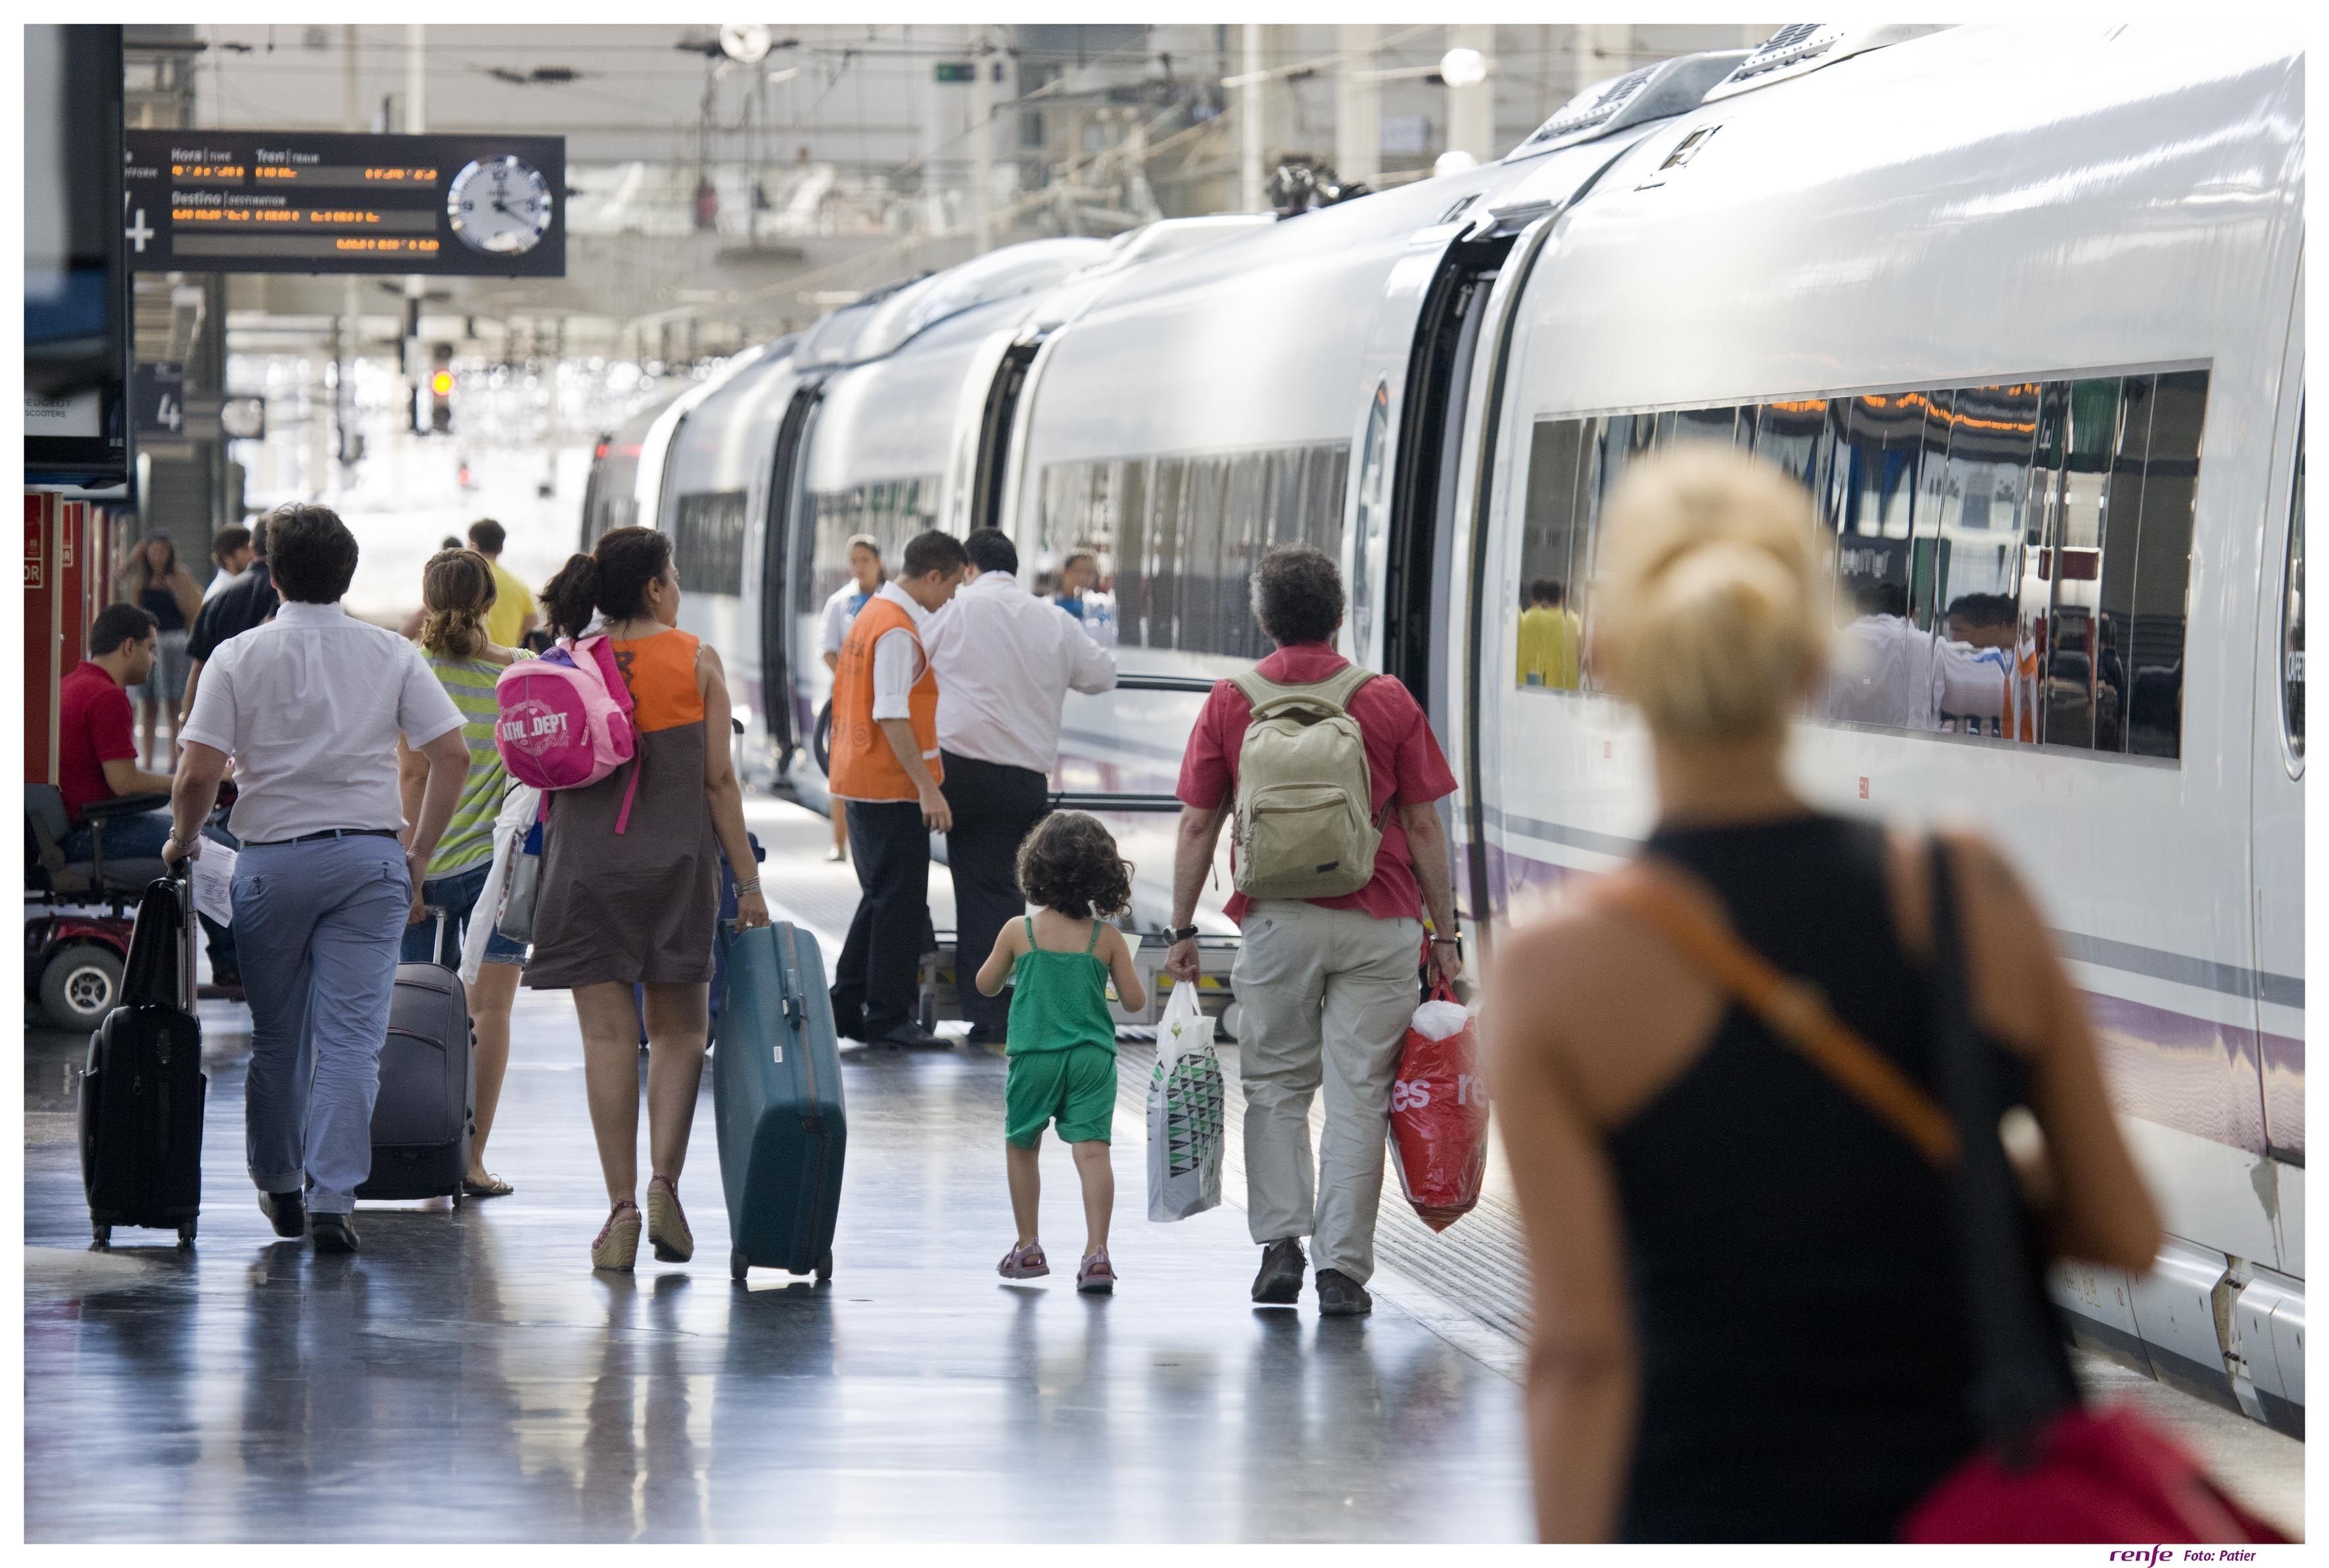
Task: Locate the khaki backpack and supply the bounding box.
[1227,664,1384,901]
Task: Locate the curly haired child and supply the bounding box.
[976,811,1146,1292]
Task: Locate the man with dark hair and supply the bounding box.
[61,604,242,977]
[1052,549,1098,620]
[826,528,968,1049]
[167,501,473,1253]
[179,513,277,739]
[467,517,538,649]
[1517,576,1582,689]
[203,525,254,603]
[1166,543,1463,1317]
[923,526,1117,1041]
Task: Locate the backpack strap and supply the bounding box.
[1596,858,1962,1169]
[1231,662,1377,723]
[574,634,642,835]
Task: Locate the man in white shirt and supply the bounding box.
[1825,580,2004,731]
[164,503,473,1254]
[816,534,884,862]
[922,528,1117,1041]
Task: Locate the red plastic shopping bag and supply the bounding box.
[1388,981,1488,1231]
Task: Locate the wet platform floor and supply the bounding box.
[23,976,1532,1540]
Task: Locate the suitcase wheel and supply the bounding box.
[177,1219,197,1247]
[91,1223,110,1247]
[730,1249,751,1283]
[815,1248,833,1284]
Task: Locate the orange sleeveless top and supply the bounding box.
[829,593,939,802]
[609,628,705,733]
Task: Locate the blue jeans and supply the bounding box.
[233,836,412,1214]
[401,858,527,967]
[63,807,241,977]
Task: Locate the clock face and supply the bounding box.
[447,156,554,255]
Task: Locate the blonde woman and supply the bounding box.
[396,549,525,1197]
[118,531,202,767]
[1482,448,2160,1542]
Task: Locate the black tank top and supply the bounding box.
[1607,814,2002,1542]
[140,580,185,633]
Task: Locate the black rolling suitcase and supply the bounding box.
[354,911,476,1202]
[80,874,206,1247]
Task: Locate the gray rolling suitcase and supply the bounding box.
[355,912,476,1203]
[714,921,846,1281]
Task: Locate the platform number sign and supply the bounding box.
[133,362,187,438]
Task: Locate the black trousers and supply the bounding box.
[940,750,1050,1040]
[828,799,931,1042]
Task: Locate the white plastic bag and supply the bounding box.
[459,783,540,986]
[1146,981,1225,1222]
[1408,998,1470,1042]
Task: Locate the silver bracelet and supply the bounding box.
[734,877,762,896]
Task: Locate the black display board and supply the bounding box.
[124,129,567,277]
[26,24,130,488]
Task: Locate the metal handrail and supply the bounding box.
[1046,791,1185,814]
[1104,672,1216,695]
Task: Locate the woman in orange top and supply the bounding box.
[528,526,771,1272]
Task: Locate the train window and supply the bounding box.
[670,490,747,597]
[2033,377,2121,750]
[2093,373,2154,754]
[2122,369,2207,759]
[1515,418,1590,691]
[800,475,939,616]
[2283,413,2305,763]
[1035,443,1348,658]
[1670,405,1739,447]
[1925,382,2040,740]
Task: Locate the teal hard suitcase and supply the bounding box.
[714,921,846,1282]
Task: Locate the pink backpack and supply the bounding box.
[494,636,642,833]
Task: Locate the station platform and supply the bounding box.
[20,799,2304,1542]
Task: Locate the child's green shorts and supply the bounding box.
[1004,1045,1117,1148]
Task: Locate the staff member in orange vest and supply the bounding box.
[827,529,970,1048]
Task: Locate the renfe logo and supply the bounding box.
[498,701,569,756]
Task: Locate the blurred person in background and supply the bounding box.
[203,525,254,604]
[398,548,526,1197]
[817,534,885,864]
[1517,577,1583,690]
[178,515,279,744]
[117,531,202,768]
[468,518,540,651]
[1482,448,2160,1542]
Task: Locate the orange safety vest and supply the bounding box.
[829,592,941,802]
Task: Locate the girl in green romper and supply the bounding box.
[976,812,1147,1293]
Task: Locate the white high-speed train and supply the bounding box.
[587,26,2305,1435]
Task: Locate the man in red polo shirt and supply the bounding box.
[1165,543,1464,1318]
[59,603,179,862]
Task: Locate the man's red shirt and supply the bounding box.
[59,660,138,827]
[1175,642,1458,927]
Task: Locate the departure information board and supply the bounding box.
[124,130,565,277]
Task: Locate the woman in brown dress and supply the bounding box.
[527,526,772,1271]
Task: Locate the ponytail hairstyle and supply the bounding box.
[1594,446,1831,745]
[419,548,498,659]
[541,525,673,640]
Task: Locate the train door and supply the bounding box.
[1381,225,1517,723]
[971,334,1045,535]
[759,378,826,770]
[2251,258,2303,1195]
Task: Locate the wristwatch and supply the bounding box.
[1167,925,1200,943]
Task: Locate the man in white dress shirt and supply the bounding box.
[164,503,473,1253]
[922,528,1117,1042]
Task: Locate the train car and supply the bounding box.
[1455,23,2304,1434]
[583,24,2305,1431]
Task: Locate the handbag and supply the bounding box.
[495,816,544,944]
[1601,844,2289,1545]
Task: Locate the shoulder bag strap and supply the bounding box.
[1926,837,2082,1449]
[1597,860,1961,1168]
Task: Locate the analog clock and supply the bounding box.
[447,156,554,255]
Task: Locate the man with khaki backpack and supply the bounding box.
[1165,543,1464,1316]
